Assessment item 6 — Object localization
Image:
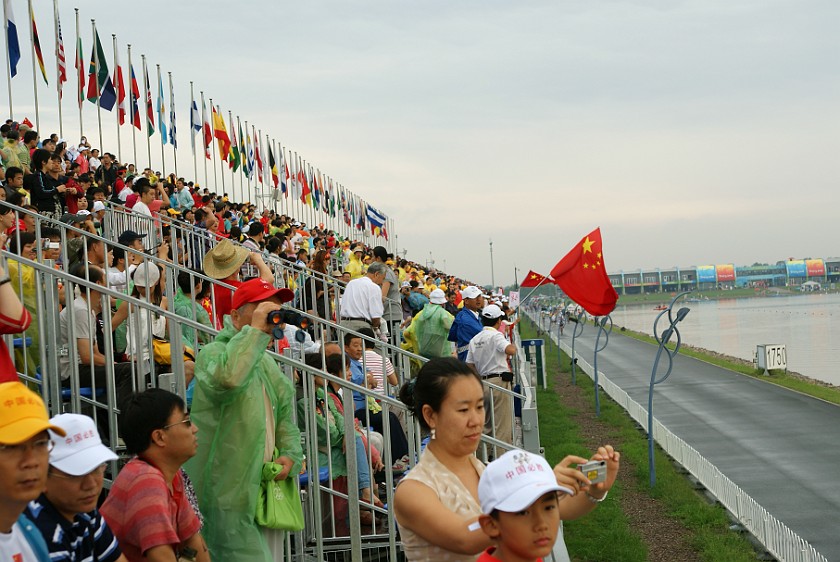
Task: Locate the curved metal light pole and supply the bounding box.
[648,291,691,487]
[592,315,613,417]
[568,305,586,386]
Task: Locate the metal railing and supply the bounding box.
[528,310,829,562]
[2,199,543,560]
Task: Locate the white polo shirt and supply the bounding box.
[466,327,511,377]
[340,276,384,321]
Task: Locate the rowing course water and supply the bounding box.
[559,329,840,559]
[609,293,840,386]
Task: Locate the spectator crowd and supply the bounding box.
[1,121,618,562]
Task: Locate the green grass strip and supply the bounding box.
[617,328,840,405]
[522,320,758,562]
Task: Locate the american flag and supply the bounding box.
[56,19,67,88]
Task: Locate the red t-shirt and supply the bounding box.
[477,547,542,561]
[100,458,201,562]
[125,193,138,209]
[0,308,31,382]
[64,179,81,214]
[211,279,243,329]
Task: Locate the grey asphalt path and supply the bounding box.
[545,327,840,559]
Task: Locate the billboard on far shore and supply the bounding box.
[786,260,807,278]
[806,259,825,277]
[697,265,716,283]
[716,264,735,282]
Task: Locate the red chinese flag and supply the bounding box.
[520,270,550,288]
[550,227,618,316]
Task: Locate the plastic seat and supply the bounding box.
[12,337,32,349]
[34,368,105,400]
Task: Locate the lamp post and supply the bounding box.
[592,315,613,417]
[568,305,586,386]
[514,266,519,289]
[647,290,691,487]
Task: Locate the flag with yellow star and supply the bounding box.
[520,270,551,287]
[550,227,618,315]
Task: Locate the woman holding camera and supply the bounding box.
[393,358,621,562]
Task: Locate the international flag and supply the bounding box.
[86,30,116,111]
[281,151,288,195]
[143,60,154,136]
[129,63,141,130]
[229,120,240,172]
[549,227,619,316]
[356,198,366,231]
[168,78,176,148]
[4,0,20,78]
[212,106,230,161]
[156,71,167,143]
[56,16,67,92]
[246,131,255,178]
[366,204,386,237]
[254,136,263,183]
[190,99,200,153]
[113,47,126,124]
[269,144,279,188]
[30,8,48,84]
[74,34,83,107]
[520,271,551,288]
[200,99,211,159]
[311,169,319,209]
[298,165,309,204]
[239,122,249,176]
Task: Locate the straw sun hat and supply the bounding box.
[203,239,250,280]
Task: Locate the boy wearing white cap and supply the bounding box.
[477,449,574,562]
[24,414,126,561]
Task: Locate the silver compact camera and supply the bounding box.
[578,460,607,484]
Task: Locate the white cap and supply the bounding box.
[92,201,106,212]
[132,261,160,288]
[481,304,504,319]
[429,289,446,305]
[460,286,482,300]
[48,414,117,476]
[479,449,573,514]
[76,209,91,216]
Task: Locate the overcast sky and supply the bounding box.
[9,0,839,286]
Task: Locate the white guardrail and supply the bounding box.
[528,312,828,562]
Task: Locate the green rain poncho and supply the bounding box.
[404,303,454,359]
[186,318,303,562]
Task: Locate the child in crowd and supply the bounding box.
[477,449,574,562]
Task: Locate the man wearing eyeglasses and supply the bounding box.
[0,382,66,561]
[24,414,127,561]
[100,389,209,562]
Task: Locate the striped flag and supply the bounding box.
[74,34,83,107]
[30,8,48,84]
[143,59,154,136]
[87,29,116,110]
[4,0,20,77]
[113,46,126,124]
[168,76,176,148]
[229,121,240,171]
[129,63,141,129]
[254,135,263,183]
[269,144,278,188]
[56,16,67,92]
[190,99,200,153]
[201,98,211,159]
[156,71,167,143]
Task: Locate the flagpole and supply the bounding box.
[208,98,218,192]
[156,64,165,175]
[74,8,81,140]
[189,81,197,184]
[168,71,177,177]
[27,0,41,131]
[519,276,552,308]
[127,44,137,168]
[91,20,103,156]
[199,91,208,189]
[228,109,235,202]
[141,54,151,169]
[3,0,13,119]
[253,124,260,208]
[52,0,63,138]
[111,34,121,162]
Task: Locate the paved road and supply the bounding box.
[539,324,840,559]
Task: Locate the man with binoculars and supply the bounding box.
[186,278,303,562]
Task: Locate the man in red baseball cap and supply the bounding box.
[186,278,302,561]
